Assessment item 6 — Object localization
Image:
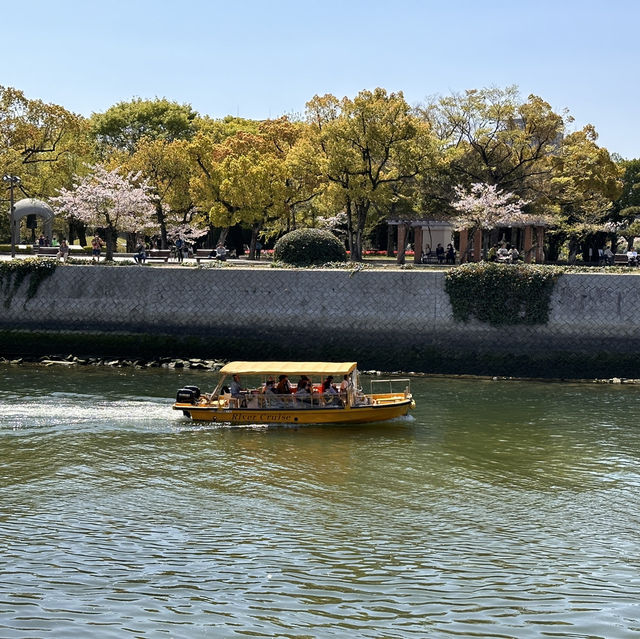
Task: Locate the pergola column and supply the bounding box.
[535,226,545,263]
[459,229,469,263]
[473,230,482,262]
[413,226,423,263]
[397,224,407,257]
[524,225,533,263]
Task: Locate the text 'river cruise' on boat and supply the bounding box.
[173,361,415,425]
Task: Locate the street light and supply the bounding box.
[3,174,21,258]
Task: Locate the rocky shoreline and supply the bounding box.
[0,354,226,370]
[0,354,638,385]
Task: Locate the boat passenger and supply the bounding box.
[295,380,311,406]
[322,375,334,392]
[324,382,341,406]
[295,375,310,391]
[276,375,292,394]
[263,379,279,407]
[230,374,244,398]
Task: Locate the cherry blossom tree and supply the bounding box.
[52,164,156,260]
[451,182,531,259]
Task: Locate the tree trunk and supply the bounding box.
[345,197,354,261]
[105,225,116,261]
[248,223,261,260]
[69,218,87,247]
[386,224,395,257]
[568,237,579,264]
[351,202,369,262]
[126,232,136,252]
[155,201,168,249]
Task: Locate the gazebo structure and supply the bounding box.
[10,198,54,245]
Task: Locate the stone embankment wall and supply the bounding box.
[1,266,639,377]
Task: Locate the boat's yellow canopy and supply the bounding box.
[219,361,358,376]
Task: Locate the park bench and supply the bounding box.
[614,254,632,266]
[35,247,59,257]
[146,249,171,263]
[195,248,227,264]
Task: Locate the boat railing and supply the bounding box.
[217,391,345,410]
[369,378,411,398]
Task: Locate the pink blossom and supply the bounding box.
[52,164,156,235]
[451,183,530,231]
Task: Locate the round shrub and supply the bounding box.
[273,228,347,266]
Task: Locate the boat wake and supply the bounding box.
[0,392,175,432]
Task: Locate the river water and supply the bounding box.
[1,365,640,638]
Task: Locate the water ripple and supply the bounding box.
[1,371,640,636]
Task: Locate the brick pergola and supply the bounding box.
[458,224,546,263]
[390,219,545,264]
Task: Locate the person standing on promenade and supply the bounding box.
[91,235,104,262]
[174,237,184,263]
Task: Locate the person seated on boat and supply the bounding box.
[230,374,244,398]
[276,374,292,394]
[261,376,275,393]
[295,380,312,406]
[295,375,310,391]
[262,378,279,407]
[339,375,350,401]
[323,377,342,406]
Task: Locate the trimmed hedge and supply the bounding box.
[444,262,561,326]
[0,244,34,254]
[273,228,347,266]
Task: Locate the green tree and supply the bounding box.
[127,138,198,248]
[0,85,92,241]
[427,87,566,201]
[307,88,434,261]
[548,125,622,261]
[91,97,198,154]
[190,131,288,258]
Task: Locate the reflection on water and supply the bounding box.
[1,365,640,638]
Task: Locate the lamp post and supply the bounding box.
[3,174,21,258]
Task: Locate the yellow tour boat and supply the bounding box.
[173,361,415,425]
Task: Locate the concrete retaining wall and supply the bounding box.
[1,266,639,377]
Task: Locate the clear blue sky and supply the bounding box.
[3,0,638,158]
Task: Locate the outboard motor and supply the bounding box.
[183,385,201,400]
[176,386,200,404]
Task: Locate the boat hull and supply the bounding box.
[174,398,414,425]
